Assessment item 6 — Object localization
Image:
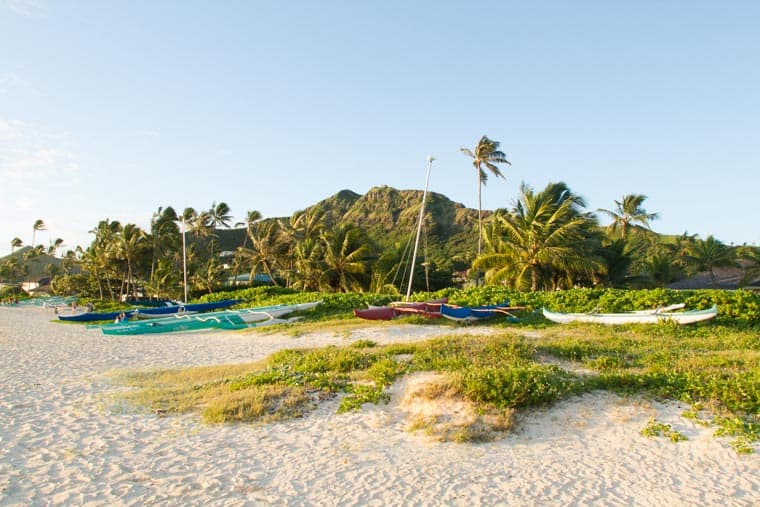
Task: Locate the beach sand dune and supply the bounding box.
[0,307,757,506]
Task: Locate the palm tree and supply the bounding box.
[209,201,232,230]
[596,239,638,288]
[236,210,262,248]
[683,235,735,286]
[61,249,79,275]
[31,219,46,247]
[26,220,46,288]
[278,210,325,287]
[116,223,147,298]
[320,224,371,292]
[237,221,284,287]
[473,182,602,291]
[191,257,225,294]
[88,219,122,300]
[149,206,179,283]
[232,210,263,280]
[460,135,511,257]
[289,236,325,291]
[642,251,679,288]
[11,237,22,254]
[597,194,659,240]
[182,207,213,240]
[47,238,64,257]
[1,256,20,282]
[738,246,760,286]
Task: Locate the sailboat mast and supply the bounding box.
[406,156,434,302]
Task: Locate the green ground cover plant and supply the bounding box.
[113,287,759,451]
[535,323,759,452]
[198,286,760,325]
[640,418,688,442]
[115,335,585,439]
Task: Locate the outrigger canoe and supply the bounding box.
[353,298,447,321]
[542,304,718,325]
[100,301,321,335]
[440,303,522,323]
[58,299,241,322]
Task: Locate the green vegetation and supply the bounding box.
[640,418,688,442]
[114,310,759,451]
[192,285,760,325]
[5,184,760,303]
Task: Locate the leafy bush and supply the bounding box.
[459,364,583,408]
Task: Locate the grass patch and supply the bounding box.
[535,323,760,452]
[113,334,583,428]
[112,319,759,452]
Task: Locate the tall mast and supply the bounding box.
[181,217,188,304]
[406,156,434,302]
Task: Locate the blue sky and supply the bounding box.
[1,1,758,257]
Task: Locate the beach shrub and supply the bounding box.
[115,318,759,451]
[459,364,583,408]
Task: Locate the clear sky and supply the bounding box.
[1,0,758,257]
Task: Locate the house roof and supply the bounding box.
[667,265,760,290]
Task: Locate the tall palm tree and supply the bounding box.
[26,220,46,289]
[31,219,46,247]
[235,210,262,251]
[88,219,122,300]
[473,182,602,291]
[182,207,213,240]
[149,206,179,283]
[460,135,511,257]
[209,201,232,230]
[597,194,659,240]
[230,210,263,285]
[117,223,147,298]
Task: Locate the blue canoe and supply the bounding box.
[440,303,520,322]
[58,299,241,322]
[133,300,242,317]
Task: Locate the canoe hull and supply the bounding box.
[59,299,241,322]
[353,298,447,321]
[542,305,718,325]
[440,303,520,322]
[101,301,321,335]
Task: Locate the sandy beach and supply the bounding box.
[0,306,757,506]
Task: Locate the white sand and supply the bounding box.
[0,306,757,506]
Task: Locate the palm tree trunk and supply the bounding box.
[476,170,483,287]
[263,262,279,287]
[477,173,483,257]
[127,258,134,298]
[105,267,115,301]
[93,266,104,300]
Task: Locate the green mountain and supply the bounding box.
[215,186,482,286]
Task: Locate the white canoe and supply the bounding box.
[542,305,717,325]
